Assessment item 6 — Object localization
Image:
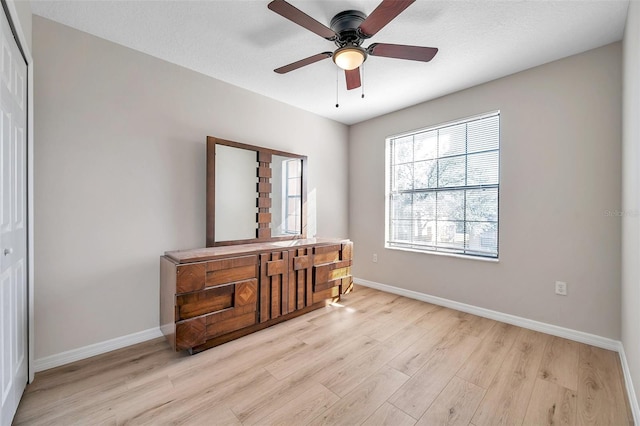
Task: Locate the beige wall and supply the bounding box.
[33,16,349,359]
[622,0,640,410]
[10,0,31,51]
[214,144,258,241]
[349,43,622,339]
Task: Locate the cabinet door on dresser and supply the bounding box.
[288,247,314,310]
[175,255,259,351]
[312,242,354,303]
[259,250,291,322]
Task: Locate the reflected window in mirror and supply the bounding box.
[272,156,302,236]
[284,159,302,234]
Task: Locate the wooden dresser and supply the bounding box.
[160,238,353,353]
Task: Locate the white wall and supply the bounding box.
[622,0,640,411]
[349,43,622,339]
[33,16,349,359]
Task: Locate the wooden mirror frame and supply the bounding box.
[206,136,308,247]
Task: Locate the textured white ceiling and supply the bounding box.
[31,0,629,125]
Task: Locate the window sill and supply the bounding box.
[385,245,499,263]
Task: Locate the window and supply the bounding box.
[385,112,500,258]
[282,159,302,234]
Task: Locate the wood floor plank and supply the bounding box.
[14,375,126,424]
[538,335,580,391]
[411,305,456,331]
[135,368,276,424]
[156,404,241,426]
[25,338,179,392]
[308,365,410,426]
[297,303,387,345]
[20,376,173,426]
[249,312,320,341]
[361,297,440,342]
[232,335,378,423]
[14,404,117,426]
[389,330,481,419]
[123,396,241,426]
[386,308,461,376]
[264,333,377,380]
[451,312,498,339]
[471,328,550,426]
[110,378,178,423]
[522,378,577,426]
[170,336,303,393]
[307,292,397,329]
[319,323,428,397]
[416,376,485,426]
[17,338,184,420]
[228,374,319,425]
[577,344,633,425]
[362,402,417,426]
[455,321,520,388]
[247,383,339,426]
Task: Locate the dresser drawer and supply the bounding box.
[206,255,258,287]
[176,255,258,294]
[174,278,258,350]
[206,308,257,339]
[313,259,351,289]
[206,279,258,338]
[175,317,206,350]
[312,244,341,265]
[177,284,234,321]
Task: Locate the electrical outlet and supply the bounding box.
[372,253,378,263]
[555,281,567,296]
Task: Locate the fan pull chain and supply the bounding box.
[335,68,340,108]
[361,63,365,99]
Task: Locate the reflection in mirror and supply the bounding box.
[214,144,257,241]
[271,155,302,237]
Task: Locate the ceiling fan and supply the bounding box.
[268,0,438,91]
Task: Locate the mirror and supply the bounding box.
[206,137,307,247]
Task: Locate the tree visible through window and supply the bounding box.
[386,112,500,258]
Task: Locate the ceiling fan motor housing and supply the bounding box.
[330,10,367,47]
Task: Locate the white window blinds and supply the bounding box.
[386,112,500,258]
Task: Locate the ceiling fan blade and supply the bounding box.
[268,0,337,40]
[274,52,332,74]
[368,43,438,62]
[345,68,361,90]
[358,0,415,38]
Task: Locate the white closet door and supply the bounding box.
[0,5,27,425]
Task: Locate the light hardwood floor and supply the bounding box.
[14,285,634,425]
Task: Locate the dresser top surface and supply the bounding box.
[164,238,351,263]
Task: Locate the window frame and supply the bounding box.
[384,111,500,259]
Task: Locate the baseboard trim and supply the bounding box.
[34,327,163,372]
[354,278,619,350]
[617,343,640,424]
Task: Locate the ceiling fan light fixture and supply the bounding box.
[333,46,366,70]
